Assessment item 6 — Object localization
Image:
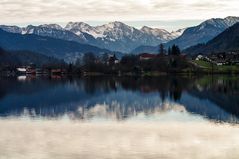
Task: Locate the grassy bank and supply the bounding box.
[194,60,239,74]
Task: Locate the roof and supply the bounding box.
[139,53,157,58]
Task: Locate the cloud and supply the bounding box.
[0,0,238,24]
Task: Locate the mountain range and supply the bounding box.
[0,24,97,45]
[132,16,239,54]
[0,22,183,53]
[0,16,239,62]
[184,23,239,55]
[0,28,116,63]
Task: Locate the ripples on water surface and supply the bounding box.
[0,75,239,159]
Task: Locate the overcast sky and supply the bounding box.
[0,0,238,31]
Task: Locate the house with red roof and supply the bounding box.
[139,53,158,60]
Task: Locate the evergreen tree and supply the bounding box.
[171,44,181,55]
[75,58,82,67]
[83,52,96,66]
[159,43,165,55]
[168,47,172,55]
[175,45,181,55]
[101,53,109,64]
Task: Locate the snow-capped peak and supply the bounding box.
[0,25,22,34]
[141,26,183,41]
[65,22,102,38]
[141,26,169,35]
[96,21,136,33]
[200,16,239,30]
[107,21,128,28]
[65,22,92,31]
[224,16,239,26]
[170,28,186,38]
[64,21,182,43]
[39,24,63,30]
[0,21,187,53]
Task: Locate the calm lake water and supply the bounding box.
[0,75,239,159]
[0,75,239,123]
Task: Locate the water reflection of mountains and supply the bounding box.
[0,76,238,123]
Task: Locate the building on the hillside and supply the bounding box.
[195,54,212,62]
[195,52,239,66]
[139,53,157,60]
[51,69,62,75]
[195,55,204,61]
[26,63,36,75]
[51,68,67,75]
[36,68,44,75]
[17,67,27,74]
[107,54,119,65]
[179,53,187,59]
[215,61,226,66]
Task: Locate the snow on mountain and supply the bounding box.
[0,21,183,53]
[131,16,239,54]
[200,16,239,30]
[0,25,22,34]
[0,28,118,63]
[65,22,103,38]
[39,24,63,30]
[170,28,186,38]
[95,21,163,52]
[65,21,180,52]
[184,22,239,55]
[0,24,97,45]
[166,16,239,49]
[96,21,142,40]
[22,25,93,44]
[66,21,141,40]
[140,26,180,42]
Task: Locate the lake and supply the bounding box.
[0,75,239,159]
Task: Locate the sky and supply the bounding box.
[0,0,238,31]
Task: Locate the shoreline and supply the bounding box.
[2,70,239,78]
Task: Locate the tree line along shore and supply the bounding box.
[1,44,239,77]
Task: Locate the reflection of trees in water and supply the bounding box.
[82,77,118,94]
[0,77,53,99]
[169,78,182,101]
[0,77,78,117]
[0,77,73,100]
[79,76,239,121]
[88,76,192,102]
[0,76,192,118]
[190,76,239,118]
[0,76,239,122]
